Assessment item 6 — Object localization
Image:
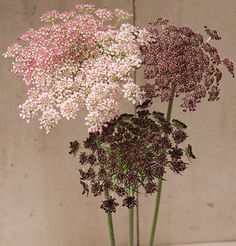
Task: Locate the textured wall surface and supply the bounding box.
[0,1,235,246]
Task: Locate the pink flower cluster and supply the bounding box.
[4,5,150,133]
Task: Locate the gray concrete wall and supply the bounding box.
[0,1,235,245]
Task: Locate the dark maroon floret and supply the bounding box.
[91,182,103,197]
[69,140,79,156]
[122,196,137,208]
[101,196,119,213]
[170,160,186,173]
[204,26,221,40]
[223,58,235,78]
[79,152,87,165]
[172,130,187,144]
[144,182,157,194]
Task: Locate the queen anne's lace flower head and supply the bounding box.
[141,18,234,111]
[69,101,196,212]
[4,5,151,133]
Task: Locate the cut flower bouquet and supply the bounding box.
[4,3,234,246]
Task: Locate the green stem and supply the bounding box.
[104,190,116,246]
[129,188,134,246]
[129,207,134,246]
[148,97,174,246]
[136,190,140,246]
[166,96,174,122]
[148,178,163,246]
[135,102,140,246]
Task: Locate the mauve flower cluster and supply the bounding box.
[3,4,151,133]
[69,101,195,213]
[141,18,234,111]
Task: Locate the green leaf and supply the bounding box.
[172,119,187,130]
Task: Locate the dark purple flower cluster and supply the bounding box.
[141,18,234,111]
[70,100,195,213]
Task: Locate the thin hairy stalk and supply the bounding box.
[129,206,134,246]
[136,189,140,246]
[148,97,174,246]
[129,188,134,246]
[104,190,116,246]
[132,0,140,243]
